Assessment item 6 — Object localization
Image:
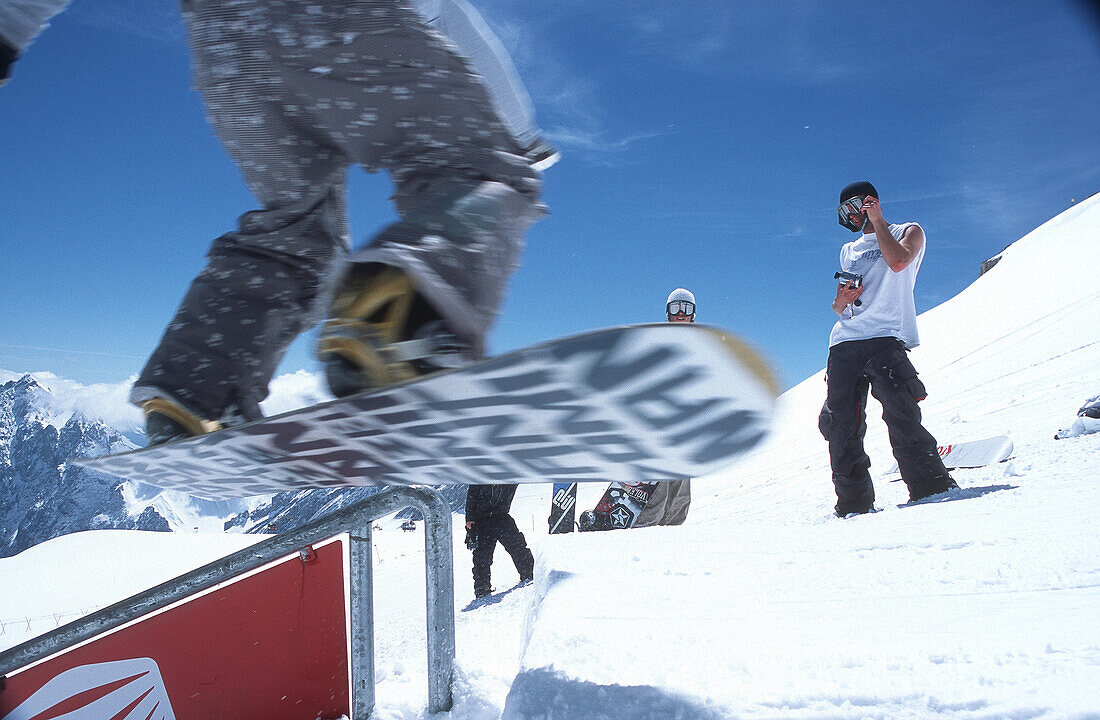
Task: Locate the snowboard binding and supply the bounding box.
[318,264,472,398]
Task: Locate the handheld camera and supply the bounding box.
[834,271,863,307]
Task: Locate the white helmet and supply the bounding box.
[666,288,695,318]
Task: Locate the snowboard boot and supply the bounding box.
[317,264,473,399]
[908,476,959,503]
[142,397,246,446]
[835,505,878,519]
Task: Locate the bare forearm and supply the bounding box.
[832,282,862,315]
[873,220,908,270]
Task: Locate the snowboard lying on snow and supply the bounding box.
[886,435,1013,475]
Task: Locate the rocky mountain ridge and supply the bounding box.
[0,374,467,557]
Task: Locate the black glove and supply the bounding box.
[0,40,17,87]
[464,523,478,550]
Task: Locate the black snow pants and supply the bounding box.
[822,337,953,514]
[471,513,534,594]
[467,485,534,594]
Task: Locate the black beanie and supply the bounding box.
[840,181,878,203]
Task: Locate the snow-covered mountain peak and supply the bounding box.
[0,378,164,558]
[2,373,55,426]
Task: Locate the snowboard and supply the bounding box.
[885,435,1013,474]
[578,481,659,531]
[548,482,577,534]
[76,324,777,501]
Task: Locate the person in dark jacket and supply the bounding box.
[465,484,534,598]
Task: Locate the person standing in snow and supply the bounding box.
[633,288,696,527]
[1,0,554,444]
[820,181,956,516]
[464,484,534,598]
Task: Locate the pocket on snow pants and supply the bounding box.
[818,400,833,441]
[868,343,927,402]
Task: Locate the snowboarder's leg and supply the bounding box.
[826,342,875,515]
[494,514,534,582]
[132,0,355,435]
[866,342,955,501]
[310,1,545,396]
[412,0,556,168]
[130,0,545,436]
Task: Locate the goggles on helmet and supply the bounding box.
[837,196,867,233]
[667,300,695,316]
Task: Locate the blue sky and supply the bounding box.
[1,0,1097,394]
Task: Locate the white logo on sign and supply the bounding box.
[2,657,176,720]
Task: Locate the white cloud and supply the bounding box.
[260,370,333,417]
[3,369,332,436]
[23,372,144,434]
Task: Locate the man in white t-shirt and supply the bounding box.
[821,181,956,516]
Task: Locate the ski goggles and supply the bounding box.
[837,196,867,232]
[667,300,695,316]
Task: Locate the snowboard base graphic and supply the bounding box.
[578,481,659,531]
[885,435,1013,475]
[78,324,777,500]
[548,482,578,534]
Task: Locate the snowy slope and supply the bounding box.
[504,193,1100,718]
[1,195,1098,719]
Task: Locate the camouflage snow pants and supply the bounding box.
[131,0,544,420]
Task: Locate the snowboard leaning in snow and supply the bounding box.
[578,481,659,531]
[548,482,578,534]
[77,324,776,501]
[886,435,1013,474]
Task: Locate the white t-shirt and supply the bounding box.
[829,222,925,349]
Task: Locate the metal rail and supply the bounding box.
[0,485,455,717]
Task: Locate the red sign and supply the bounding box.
[1,540,349,719]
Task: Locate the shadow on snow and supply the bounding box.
[502,667,729,720]
[898,484,1018,508]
